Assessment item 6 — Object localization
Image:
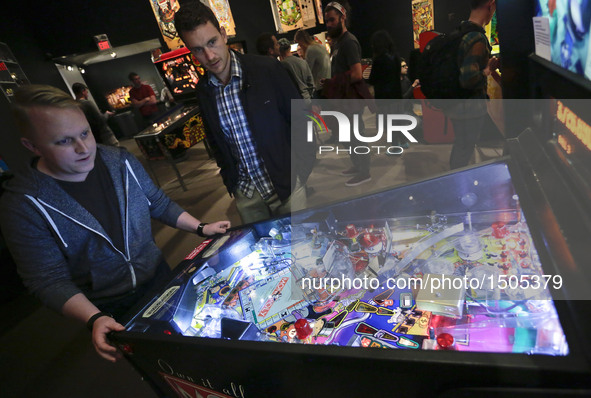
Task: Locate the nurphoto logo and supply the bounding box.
[307,110,419,155]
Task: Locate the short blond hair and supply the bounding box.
[12,84,81,138]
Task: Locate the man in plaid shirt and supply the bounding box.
[175,2,314,224]
[448,0,500,169]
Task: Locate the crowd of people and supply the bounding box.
[0,0,499,365]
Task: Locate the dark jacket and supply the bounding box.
[0,146,184,312]
[196,52,314,201]
[368,53,402,99]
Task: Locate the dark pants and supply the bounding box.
[348,117,371,176]
[97,260,171,320]
[449,115,486,170]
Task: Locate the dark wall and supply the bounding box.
[0,2,67,90]
[496,0,536,99]
[495,0,536,138]
[0,2,68,171]
[349,0,414,59]
[23,0,163,58]
[84,53,166,112]
[226,0,278,56]
[433,0,472,35]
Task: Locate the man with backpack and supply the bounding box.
[420,0,499,169]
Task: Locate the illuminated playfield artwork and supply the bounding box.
[174,208,567,354]
[136,162,569,356]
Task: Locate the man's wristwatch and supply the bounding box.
[86,311,113,331]
[196,222,209,237]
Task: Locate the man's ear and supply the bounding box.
[21,137,40,155]
[221,26,228,43]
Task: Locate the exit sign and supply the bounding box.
[97,40,111,51]
[93,34,112,51]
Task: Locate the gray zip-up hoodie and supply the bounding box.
[0,145,184,312]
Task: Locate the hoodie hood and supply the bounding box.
[3,144,126,195]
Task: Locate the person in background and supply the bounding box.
[72,82,119,147]
[278,38,315,101]
[407,48,422,84]
[368,30,401,100]
[400,58,420,99]
[160,86,176,108]
[294,29,331,97]
[0,84,230,363]
[128,72,159,124]
[255,32,280,59]
[368,30,403,149]
[296,45,305,59]
[399,58,421,147]
[174,1,315,224]
[256,32,307,99]
[322,0,372,187]
[447,0,499,169]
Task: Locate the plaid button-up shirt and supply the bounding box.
[209,51,275,200]
[458,22,491,98]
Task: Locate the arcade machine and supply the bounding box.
[133,48,207,189]
[111,107,591,396]
[111,3,591,395]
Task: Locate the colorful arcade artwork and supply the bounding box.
[536,0,591,80]
[412,0,435,49]
[149,0,183,50]
[487,13,500,53]
[204,0,236,36]
[270,0,304,33]
[299,0,317,28]
[314,0,324,24]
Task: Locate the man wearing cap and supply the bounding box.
[323,0,372,187]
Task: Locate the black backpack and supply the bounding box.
[418,24,485,99]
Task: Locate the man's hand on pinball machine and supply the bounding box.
[91,315,126,362]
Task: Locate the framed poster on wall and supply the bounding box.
[300,0,317,29]
[314,0,324,24]
[149,0,183,50]
[270,0,304,33]
[412,0,434,49]
[203,0,236,37]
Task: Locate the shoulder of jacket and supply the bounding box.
[241,52,279,70]
[99,145,135,173]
